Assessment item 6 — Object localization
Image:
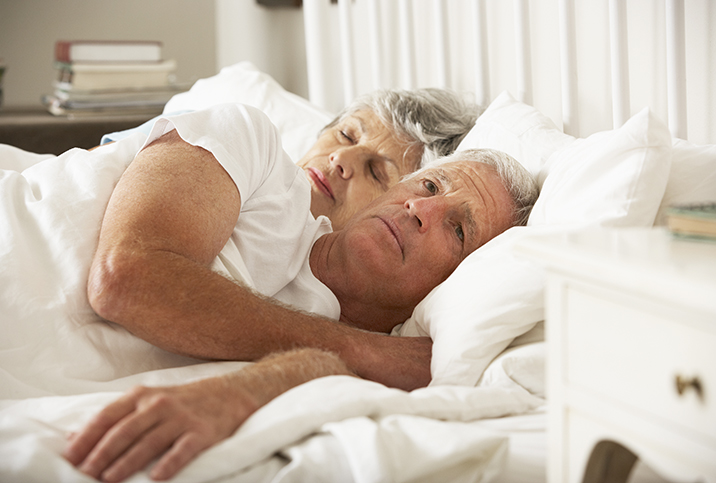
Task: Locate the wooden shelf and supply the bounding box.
[0,107,155,155]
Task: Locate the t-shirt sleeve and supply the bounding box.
[140,103,291,202]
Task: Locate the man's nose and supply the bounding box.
[405,197,447,233]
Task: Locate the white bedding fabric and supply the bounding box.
[0,115,547,481]
[0,375,545,483]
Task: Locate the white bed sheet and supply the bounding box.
[0,126,547,481]
[0,367,546,483]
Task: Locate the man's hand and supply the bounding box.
[63,349,354,482]
[63,377,255,482]
[355,335,433,390]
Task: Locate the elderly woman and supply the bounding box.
[105,88,478,229]
[298,88,478,229]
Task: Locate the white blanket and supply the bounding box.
[0,373,544,482]
[0,142,545,482]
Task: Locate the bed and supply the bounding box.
[1,1,715,482]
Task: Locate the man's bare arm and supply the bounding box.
[88,131,431,390]
[64,348,354,482]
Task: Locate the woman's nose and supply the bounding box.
[329,149,357,179]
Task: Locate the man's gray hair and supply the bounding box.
[418,148,540,227]
[323,88,479,170]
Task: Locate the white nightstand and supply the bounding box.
[515,227,716,483]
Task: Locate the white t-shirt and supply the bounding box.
[143,104,340,319]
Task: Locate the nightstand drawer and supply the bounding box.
[564,285,716,444]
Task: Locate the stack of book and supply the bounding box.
[43,40,188,117]
[666,202,716,242]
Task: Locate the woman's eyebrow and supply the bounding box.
[357,116,401,168]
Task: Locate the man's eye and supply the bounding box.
[455,224,464,242]
[423,180,438,194]
[369,164,380,181]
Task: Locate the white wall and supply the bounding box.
[268,0,715,144]
[0,0,217,108]
[2,0,713,143]
[214,0,307,99]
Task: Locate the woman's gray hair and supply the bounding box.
[323,88,479,170]
[414,148,540,227]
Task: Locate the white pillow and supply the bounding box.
[400,93,673,387]
[164,61,334,162]
[528,107,672,226]
[457,91,573,184]
[654,138,716,225]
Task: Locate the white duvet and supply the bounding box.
[0,139,545,482]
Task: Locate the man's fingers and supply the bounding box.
[63,393,139,465]
[76,410,159,479]
[149,432,214,481]
[73,389,170,479]
[97,422,184,483]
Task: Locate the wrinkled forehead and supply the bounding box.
[428,160,514,246]
[424,160,501,193]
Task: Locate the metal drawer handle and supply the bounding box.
[674,375,704,401]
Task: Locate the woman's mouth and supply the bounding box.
[306,167,335,200]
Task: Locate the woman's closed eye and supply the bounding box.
[339,130,355,143]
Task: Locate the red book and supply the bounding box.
[55,40,163,63]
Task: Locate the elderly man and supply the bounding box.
[87,103,537,392]
[67,147,538,482]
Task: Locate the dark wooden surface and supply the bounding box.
[0,107,154,155]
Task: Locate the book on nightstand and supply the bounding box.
[44,40,188,117]
[666,202,716,241]
[55,40,163,64]
[42,84,186,117]
[53,59,177,90]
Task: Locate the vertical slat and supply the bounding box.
[514,0,533,105]
[367,0,383,90]
[609,0,631,128]
[433,0,450,88]
[666,0,688,139]
[398,0,416,89]
[338,0,356,106]
[303,0,331,110]
[472,0,490,107]
[558,0,580,137]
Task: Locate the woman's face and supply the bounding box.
[297,109,422,230]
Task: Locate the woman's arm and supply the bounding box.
[63,349,354,482]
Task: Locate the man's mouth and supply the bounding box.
[306,167,335,200]
[378,216,404,257]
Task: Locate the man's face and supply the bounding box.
[329,159,516,314]
[297,109,422,231]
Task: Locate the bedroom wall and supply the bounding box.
[0,0,217,109]
[214,0,713,145]
[214,0,307,99]
[1,0,712,144]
